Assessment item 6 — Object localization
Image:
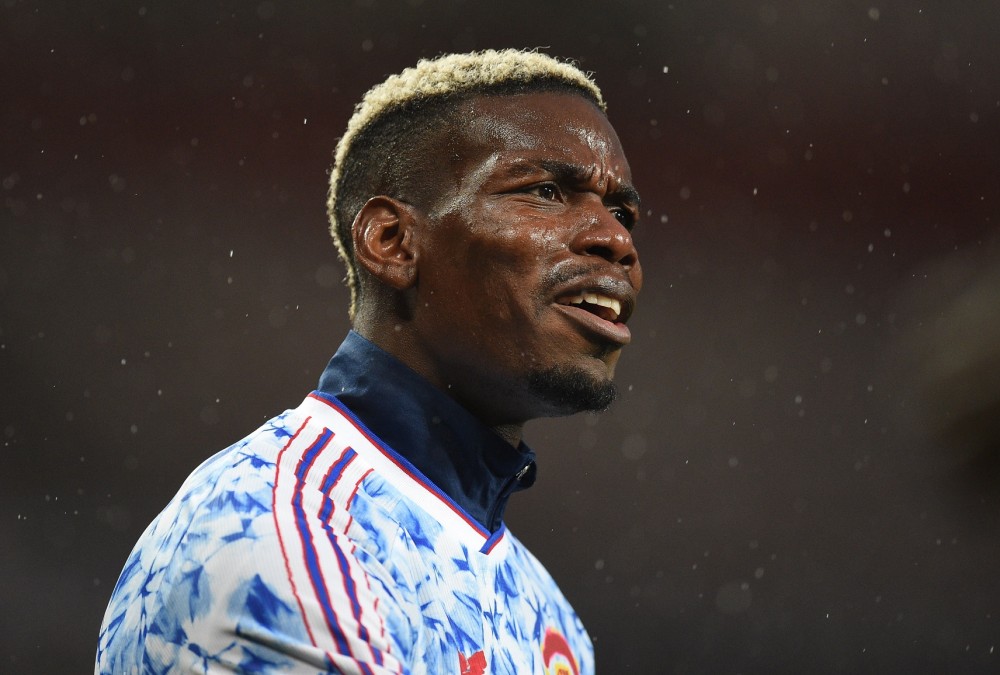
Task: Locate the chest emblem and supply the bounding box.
[459,649,487,675]
[542,626,580,675]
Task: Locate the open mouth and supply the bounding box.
[554,288,633,345]
[559,292,622,322]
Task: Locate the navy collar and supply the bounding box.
[315,330,536,533]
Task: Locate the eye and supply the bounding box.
[609,206,636,230]
[523,183,560,201]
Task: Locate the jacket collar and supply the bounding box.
[316,330,536,532]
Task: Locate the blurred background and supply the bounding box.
[3,0,999,672]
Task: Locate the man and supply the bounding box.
[97,49,642,674]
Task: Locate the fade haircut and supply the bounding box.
[326,49,606,318]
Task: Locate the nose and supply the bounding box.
[570,206,640,271]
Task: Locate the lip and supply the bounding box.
[551,276,637,346]
[553,302,632,345]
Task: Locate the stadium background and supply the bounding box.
[3,1,1000,671]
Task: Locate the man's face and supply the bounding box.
[408,91,642,425]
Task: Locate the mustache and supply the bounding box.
[540,260,636,293]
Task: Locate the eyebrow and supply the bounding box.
[510,159,643,210]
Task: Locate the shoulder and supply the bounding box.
[98,402,422,672]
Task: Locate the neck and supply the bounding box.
[491,423,523,448]
[355,319,530,449]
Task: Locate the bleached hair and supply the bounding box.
[326,49,606,319]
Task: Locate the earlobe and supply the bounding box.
[353,196,418,291]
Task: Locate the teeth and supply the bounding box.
[567,292,622,320]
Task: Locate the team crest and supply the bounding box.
[542,627,579,675]
[458,649,486,675]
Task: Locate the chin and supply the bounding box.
[526,364,619,415]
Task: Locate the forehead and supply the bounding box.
[449,91,631,179]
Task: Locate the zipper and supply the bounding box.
[486,461,535,531]
[515,463,532,481]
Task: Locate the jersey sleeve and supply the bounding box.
[96,433,417,674]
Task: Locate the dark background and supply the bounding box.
[3,1,1000,672]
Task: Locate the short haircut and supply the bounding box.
[326,49,606,318]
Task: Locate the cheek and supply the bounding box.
[429,207,568,321]
[472,206,569,261]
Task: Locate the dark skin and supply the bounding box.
[350,91,642,447]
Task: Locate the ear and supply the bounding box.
[352,196,419,291]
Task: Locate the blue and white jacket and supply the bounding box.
[96,331,593,674]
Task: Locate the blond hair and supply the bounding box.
[326,49,606,318]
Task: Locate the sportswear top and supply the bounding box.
[96,331,594,674]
